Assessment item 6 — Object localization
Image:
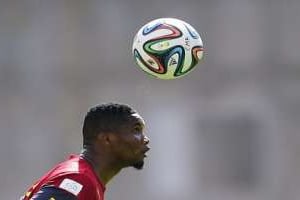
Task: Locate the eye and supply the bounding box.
[132,123,145,139]
[133,121,144,132]
[133,126,142,133]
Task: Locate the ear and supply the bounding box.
[97,133,117,145]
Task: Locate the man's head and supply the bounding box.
[82,103,150,170]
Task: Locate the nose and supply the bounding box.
[143,135,150,145]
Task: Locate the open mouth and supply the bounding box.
[143,146,150,157]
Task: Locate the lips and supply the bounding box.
[142,146,150,157]
[144,146,150,152]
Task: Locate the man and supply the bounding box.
[22,103,150,200]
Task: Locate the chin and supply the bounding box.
[132,160,144,170]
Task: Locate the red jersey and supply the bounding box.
[23,155,105,200]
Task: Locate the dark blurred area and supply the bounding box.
[0,0,299,199]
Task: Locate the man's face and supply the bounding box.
[112,112,150,170]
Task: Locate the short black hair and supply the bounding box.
[82,103,137,146]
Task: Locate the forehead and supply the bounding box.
[118,113,145,135]
[129,113,145,126]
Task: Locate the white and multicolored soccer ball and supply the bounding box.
[132,18,204,79]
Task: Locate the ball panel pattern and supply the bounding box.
[132,18,203,79]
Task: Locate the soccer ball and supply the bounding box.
[132,18,203,79]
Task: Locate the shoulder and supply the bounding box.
[26,185,77,200]
[51,173,99,199]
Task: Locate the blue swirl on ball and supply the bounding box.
[142,22,162,35]
[184,25,199,39]
[164,46,184,71]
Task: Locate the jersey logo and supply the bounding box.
[59,178,83,196]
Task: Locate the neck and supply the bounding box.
[80,145,123,185]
